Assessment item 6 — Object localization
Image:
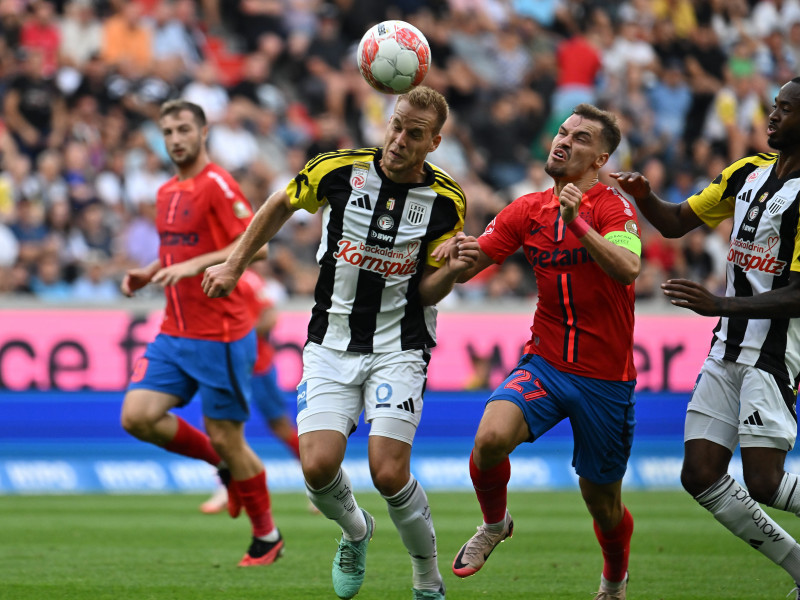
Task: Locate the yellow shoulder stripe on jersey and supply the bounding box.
[306,148,377,172]
[792,213,800,272]
[286,148,379,213]
[687,153,778,228]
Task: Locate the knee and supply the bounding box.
[680,461,722,498]
[120,402,151,439]
[302,451,342,490]
[584,498,619,530]
[743,470,782,504]
[206,428,237,458]
[370,462,408,496]
[473,427,513,467]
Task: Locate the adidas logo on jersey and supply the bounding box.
[350,195,372,210]
[743,411,764,426]
[396,399,415,414]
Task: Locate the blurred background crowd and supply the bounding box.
[0,0,790,304]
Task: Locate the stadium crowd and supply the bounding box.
[0,0,792,303]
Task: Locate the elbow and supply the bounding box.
[617,263,641,286]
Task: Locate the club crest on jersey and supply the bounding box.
[625,220,639,236]
[768,196,788,215]
[350,161,370,190]
[233,200,251,218]
[747,206,760,221]
[377,214,394,230]
[747,168,764,183]
[406,202,426,225]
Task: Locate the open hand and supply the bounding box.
[662,279,722,316]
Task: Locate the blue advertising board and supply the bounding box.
[0,389,764,494]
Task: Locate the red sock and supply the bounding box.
[163,417,221,465]
[469,450,511,524]
[593,505,633,583]
[284,429,300,460]
[236,470,275,538]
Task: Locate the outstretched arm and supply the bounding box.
[152,240,267,287]
[663,272,800,318]
[203,189,297,297]
[610,171,704,238]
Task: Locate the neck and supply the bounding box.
[775,152,800,179]
[379,158,425,184]
[553,173,599,196]
[177,156,209,181]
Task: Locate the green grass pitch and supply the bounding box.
[1,490,798,599]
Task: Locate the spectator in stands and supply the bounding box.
[648,59,692,164]
[702,57,770,163]
[101,3,153,72]
[30,250,72,301]
[682,20,727,153]
[181,60,228,123]
[59,0,103,70]
[71,250,121,302]
[551,25,602,118]
[4,48,68,161]
[0,0,796,306]
[150,0,206,73]
[208,100,260,173]
[20,0,60,78]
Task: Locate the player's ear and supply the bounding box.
[594,152,609,170]
[430,133,442,153]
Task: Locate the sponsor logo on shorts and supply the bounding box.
[376,383,392,408]
[297,381,308,413]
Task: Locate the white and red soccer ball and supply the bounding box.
[357,20,431,94]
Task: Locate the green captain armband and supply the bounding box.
[604,230,642,256]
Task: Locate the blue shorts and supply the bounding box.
[251,366,288,421]
[127,332,256,422]
[488,354,636,484]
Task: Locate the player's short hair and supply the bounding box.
[159,100,207,128]
[572,103,621,155]
[397,86,449,134]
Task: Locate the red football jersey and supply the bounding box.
[238,269,275,374]
[156,163,254,342]
[478,183,639,381]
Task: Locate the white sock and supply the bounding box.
[306,468,367,541]
[601,573,627,591]
[771,472,800,515]
[696,474,800,576]
[384,476,442,591]
[257,528,280,542]
[484,512,508,533]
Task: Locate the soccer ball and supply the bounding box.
[357,20,431,94]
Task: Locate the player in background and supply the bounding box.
[203,86,477,600]
[436,104,641,600]
[612,78,800,597]
[199,265,302,514]
[119,100,282,567]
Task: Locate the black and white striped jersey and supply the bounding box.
[285,147,466,353]
[688,153,800,384]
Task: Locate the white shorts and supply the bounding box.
[685,356,797,451]
[295,342,429,445]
